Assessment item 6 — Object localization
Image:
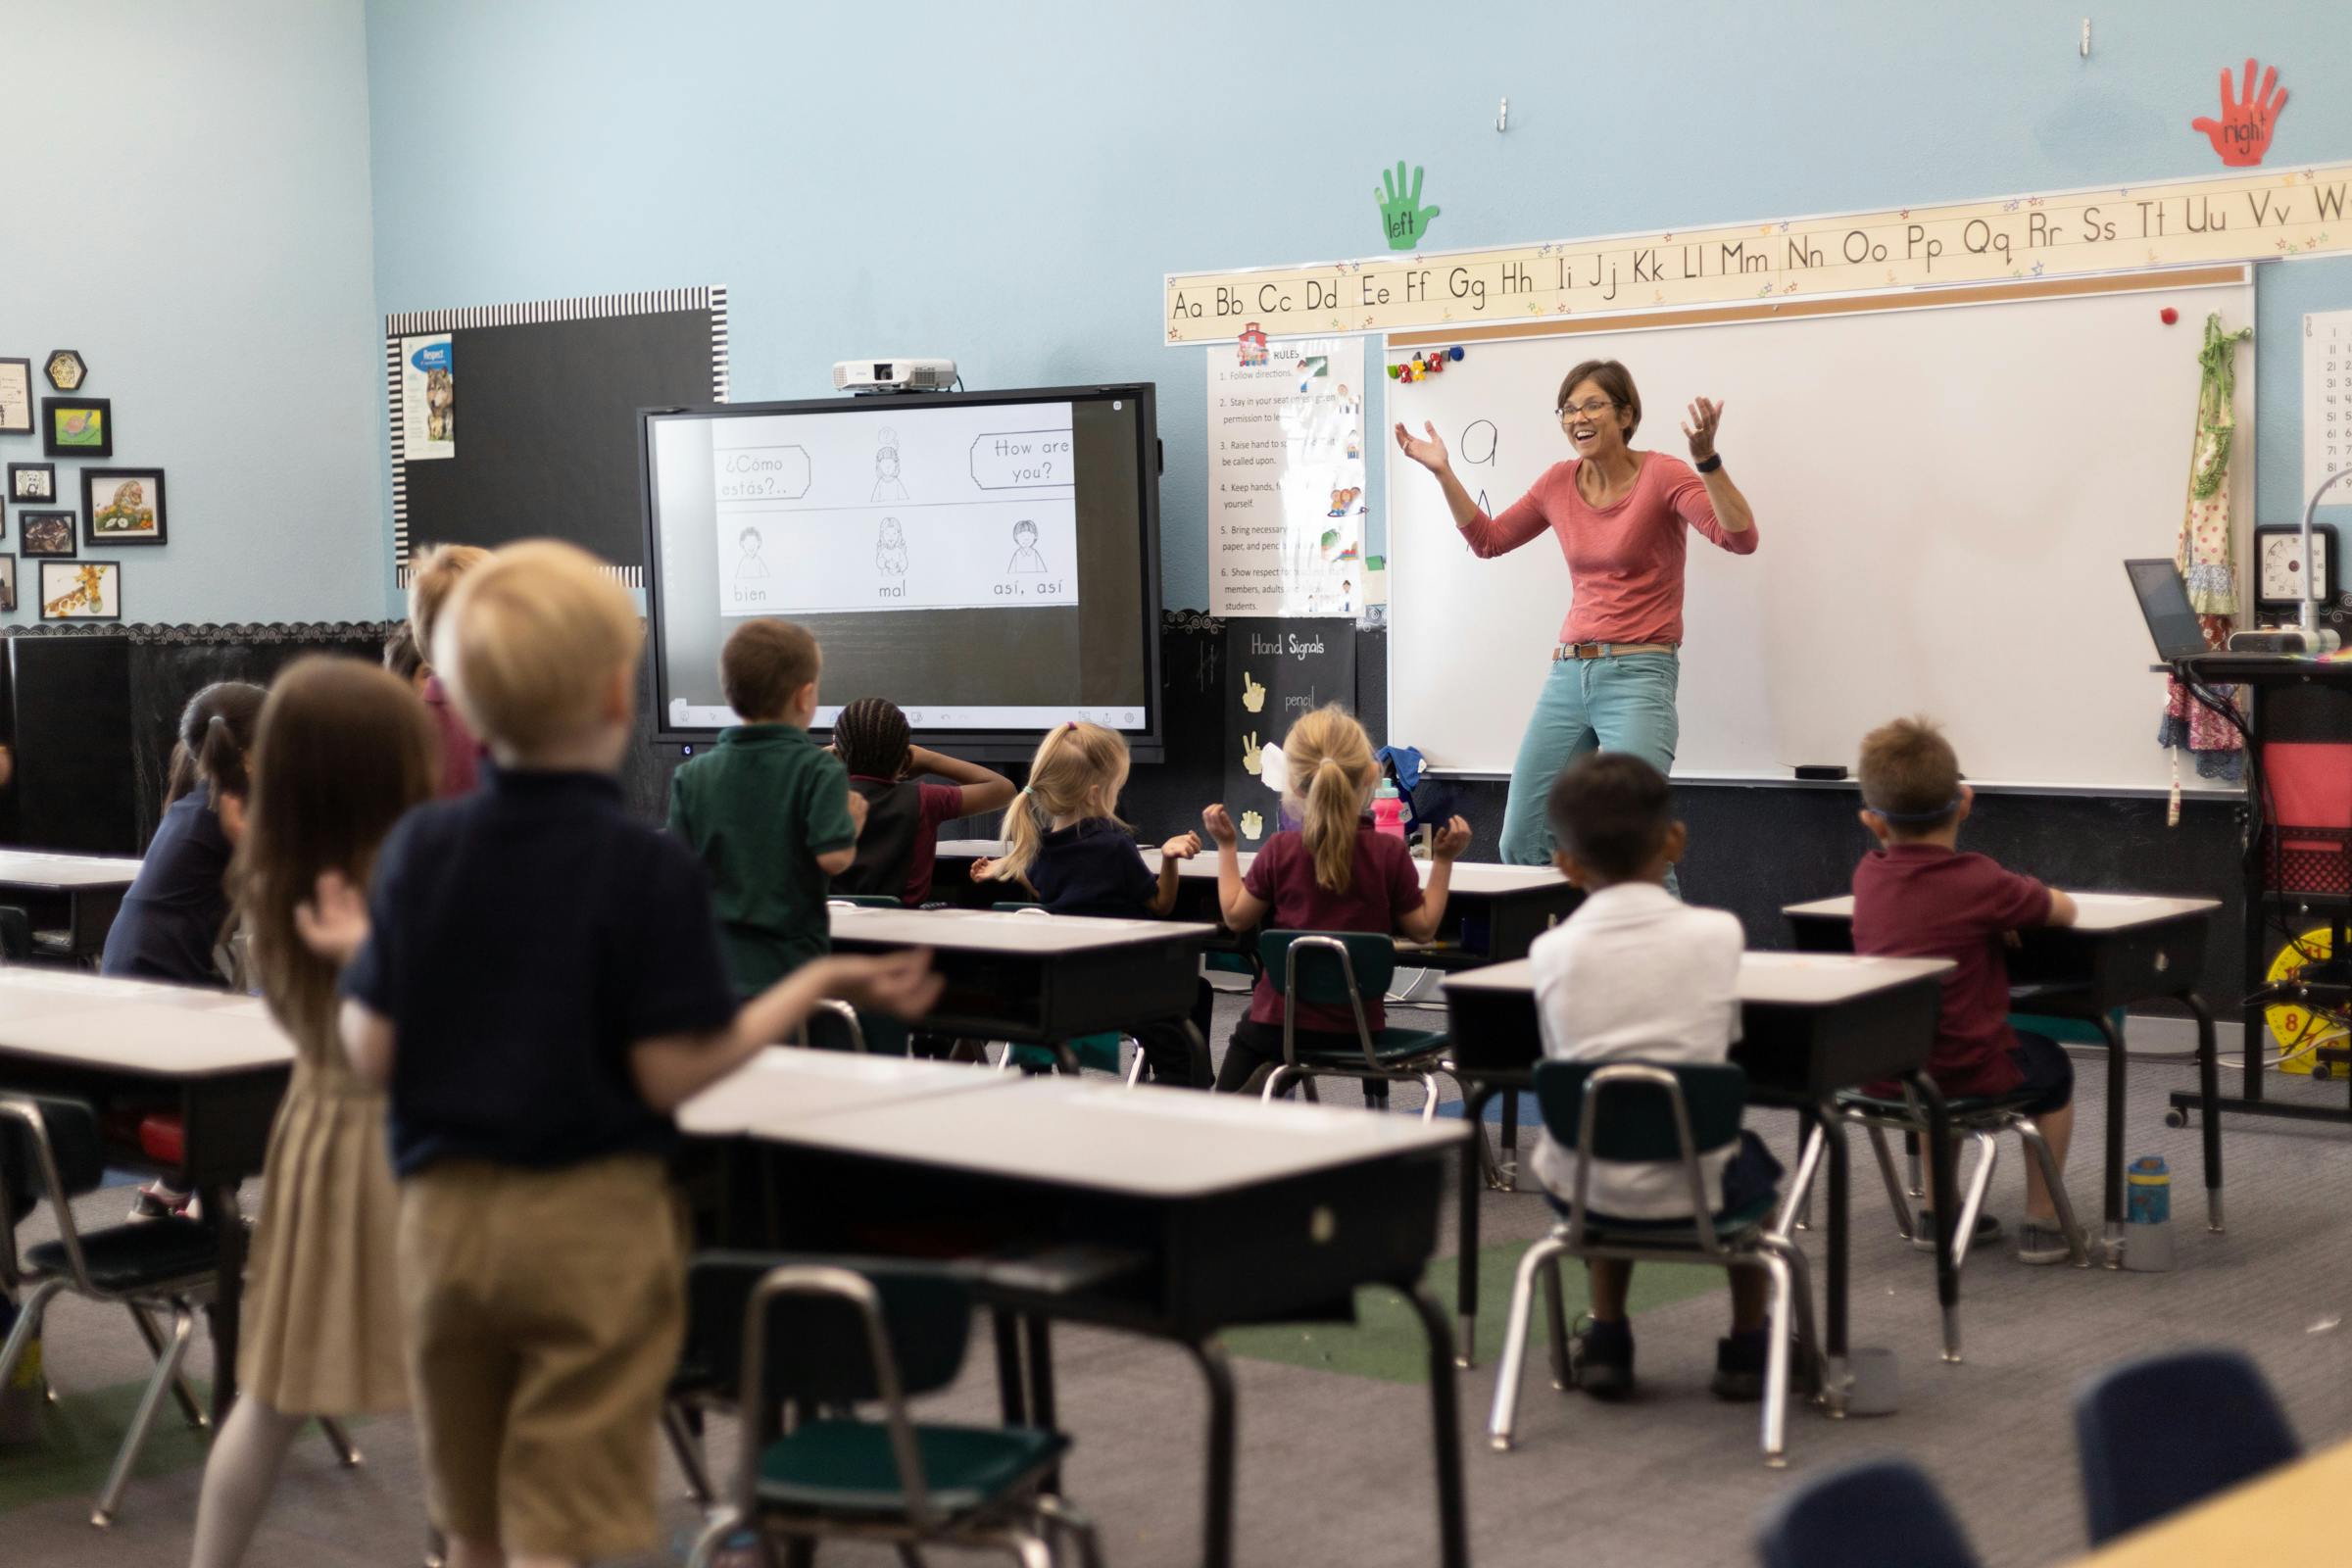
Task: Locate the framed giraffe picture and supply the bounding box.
[39,560,120,621]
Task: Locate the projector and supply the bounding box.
[832,358,957,395]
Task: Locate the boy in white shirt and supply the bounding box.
[1527,753,1780,1402]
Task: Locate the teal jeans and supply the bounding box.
[1497,651,1681,866]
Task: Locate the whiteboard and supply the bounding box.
[1387,276,2254,792]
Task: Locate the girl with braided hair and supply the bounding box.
[829,697,1014,906]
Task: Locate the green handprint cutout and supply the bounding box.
[1378,161,1441,252]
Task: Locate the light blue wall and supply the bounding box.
[2,1,386,626]
[368,4,2347,610]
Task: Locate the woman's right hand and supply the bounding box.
[1393,420,1450,475]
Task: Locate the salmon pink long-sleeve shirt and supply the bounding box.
[1459,452,1758,646]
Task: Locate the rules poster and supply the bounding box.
[1208,335,1366,618]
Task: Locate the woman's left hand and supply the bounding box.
[1682,397,1725,463]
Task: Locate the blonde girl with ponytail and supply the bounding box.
[1200,704,1471,1094]
[975,721,1213,1085]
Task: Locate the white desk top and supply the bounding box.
[1446,951,1954,1006]
[939,839,1571,899]
[0,850,145,890]
[831,905,1218,955]
[1784,891,2222,932]
[766,1073,1466,1198]
[0,972,292,1076]
[679,1045,1015,1137]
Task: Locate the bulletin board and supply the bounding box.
[385,287,729,585]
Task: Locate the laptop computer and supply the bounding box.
[2125,559,2212,662]
[2126,558,2316,667]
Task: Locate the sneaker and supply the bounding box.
[1911,1210,2002,1252]
[1710,1329,1768,1402]
[1570,1317,1635,1400]
[2016,1219,2074,1265]
[127,1183,195,1222]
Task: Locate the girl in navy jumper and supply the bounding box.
[976,721,1211,1084]
[103,680,265,1218]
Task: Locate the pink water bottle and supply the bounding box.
[1373,779,1407,842]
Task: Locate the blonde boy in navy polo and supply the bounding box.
[667,618,865,994]
[316,541,937,1568]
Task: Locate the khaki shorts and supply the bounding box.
[398,1153,686,1559]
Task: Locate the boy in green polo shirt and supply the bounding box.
[667,618,866,994]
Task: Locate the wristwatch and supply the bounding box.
[1695,453,1724,474]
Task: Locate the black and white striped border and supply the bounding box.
[386,285,728,585]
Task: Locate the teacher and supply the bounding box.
[1394,358,1759,865]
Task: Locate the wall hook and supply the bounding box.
[2080,18,2091,59]
[1496,96,1509,133]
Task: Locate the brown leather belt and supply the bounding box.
[1554,642,1674,661]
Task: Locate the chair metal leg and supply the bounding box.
[1299,1074,1322,1103]
[1754,1251,1794,1468]
[318,1416,362,1468]
[684,1509,741,1568]
[0,1279,64,1394]
[1539,1253,1571,1391]
[2012,1115,2091,1267]
[126,1302,208,1431]
[663,1400,713,1504]
[1951,1130,1999,1270]
[94,1303,196,1526]
[1773,1124,1825,1241]
[1125,1041,1147,1088]
[1861,1124,1917,1241]
[1905,1137,1924,1200]
[1417,1072,1443,1124]
[1487,1233,1566,1451]
[1036,1494,1104,1568]
[1767,1236,1825,1400]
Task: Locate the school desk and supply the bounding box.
[1441,952,1954,1416]
[0,849,144,962]
[826,904,1216,1047]
[687,1063,1471,1568]
[930,839,1584,961]
[0,969,291,1424]
[2069,1436,2352,1567]
[1782,892,2224,1262]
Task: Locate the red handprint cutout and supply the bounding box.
[2190,58,2287,168]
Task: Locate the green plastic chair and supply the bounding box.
[990,904,1135,1081]
[1489,1060,1820,1467]
[1254,930,1453,1118]
[681,1252,1102,1567]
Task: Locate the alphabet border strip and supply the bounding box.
[1163,161,2352,345]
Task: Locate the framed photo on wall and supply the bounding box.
[0,555,18,614]
[81,467,166,546]
[19,512,76,558]
[0,358,30,436]
[41,397,112,459]
[39,560,119,621]
[8,463,56,504]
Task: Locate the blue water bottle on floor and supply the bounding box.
[2124,1154,2174,1272]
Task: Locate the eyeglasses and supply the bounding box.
[1557,398,1618,420]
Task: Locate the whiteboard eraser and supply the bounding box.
[1793,764,1848,781]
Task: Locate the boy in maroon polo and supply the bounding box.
[1850,716,2082,1264]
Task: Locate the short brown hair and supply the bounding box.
[721,619,821,720]
[1556,359,1642,441]
[408,544,492,663]
[1857,715,1962,834]
[438,540,642,755]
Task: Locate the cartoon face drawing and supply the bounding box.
[1007,518,1047,575]
[872,427,909,502]
[876,516,910,575]
[732,525,770,579]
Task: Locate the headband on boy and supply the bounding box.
[1863,795,1962,825]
